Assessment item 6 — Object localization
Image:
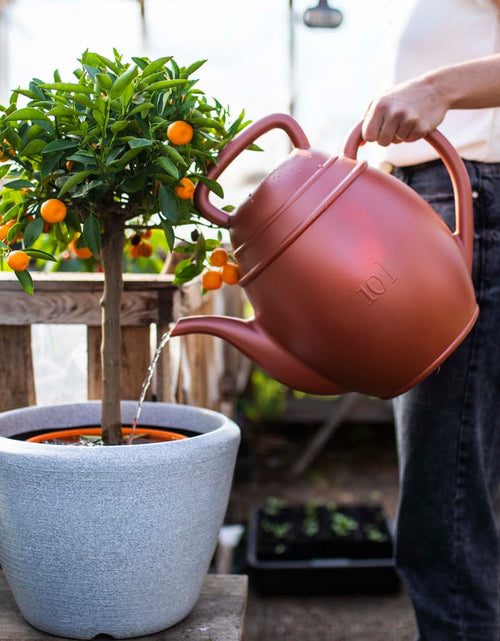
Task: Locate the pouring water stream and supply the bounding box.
[127,330,172,444]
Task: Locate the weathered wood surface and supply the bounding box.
[0,571,248,640]
[0,326,36,410]
[0,272,180,326]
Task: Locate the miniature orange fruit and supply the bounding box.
[40,198,67,223]
[65,160,74,171]
[138,240,153,257]
[68,237,93,259]
[0,140,14,162]
[221,262,240,285]
[167,121,194,146]
[210,247,229,267]
[129,240,153,258]
[201,269,223,290]
[7,250,30,271]
[174,177,195,200]
[0,219,16,242]
[129,243,141,258]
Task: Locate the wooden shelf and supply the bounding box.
[0,570,248,641]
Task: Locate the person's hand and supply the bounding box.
[362,75,449,146]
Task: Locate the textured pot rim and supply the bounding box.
[0,401,240,463]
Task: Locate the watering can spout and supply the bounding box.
[171,315,345,396]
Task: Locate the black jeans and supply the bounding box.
[392,159,500,641]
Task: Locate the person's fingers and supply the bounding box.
[361,102,385,142]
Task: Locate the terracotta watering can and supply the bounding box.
[171,113,479,399]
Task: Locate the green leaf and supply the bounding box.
[48,106,79,118]
[110,121,129,134]
[58,170,94,197]
[160,219,175,251]
[140,57,172,78]
[15,269,33,295]
[4,179,33,189]
[196,175,224,198]
[40,82,94,93]
[20,139,47,156]
[127,138,152,149]
[109,64,138,100]
[95,73,113,91]
[146,79,189,92]
[66,151,98,167]
[41,151,63,179]
[6,108,50,122]
[25,248,57,261]
[64,209,83,232]
[131,56,149,70]
[184,59,207,76]
[120,173,147,193]
[82,214,101,256]
[157,156,179,179]
[13,88,42,101]
[71,94,93,109]
[158,184,180,223]
[161,144,187,166]
[104,146,126,165]
[173,259,201,285]
[7,222,22,242]
[23,217,44,247]
[129,102,155,116]
[108,146,143,167]
[93,109,105,128]
[42,139,78,154]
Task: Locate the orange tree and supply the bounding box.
[0,49,248,443]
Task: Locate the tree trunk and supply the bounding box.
[100,214,125,444]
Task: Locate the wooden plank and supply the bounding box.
[0,326,36,411]
[0,275,203,326]
[0,289,161,326]
[0,571,248,641]
[0,272,178,291]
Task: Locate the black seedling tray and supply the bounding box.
[246,502,400,594]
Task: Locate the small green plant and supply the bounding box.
[263,496,287,516]
[302,516,320,537]
[330,512,359,537]
[260,518,291,539]
[364,524,388,542]
[302,499,321,537]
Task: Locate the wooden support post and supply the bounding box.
[0,326,36,411]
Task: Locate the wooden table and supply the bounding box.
[0,571,248,640]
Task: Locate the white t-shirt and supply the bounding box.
[384,0,500,167]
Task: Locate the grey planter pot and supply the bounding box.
[0,401,240,639]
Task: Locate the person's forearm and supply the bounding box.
[438,54,500,109]
[362,53,500,146]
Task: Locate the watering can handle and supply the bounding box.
[194,113,310,228]
[342,122,474,272]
